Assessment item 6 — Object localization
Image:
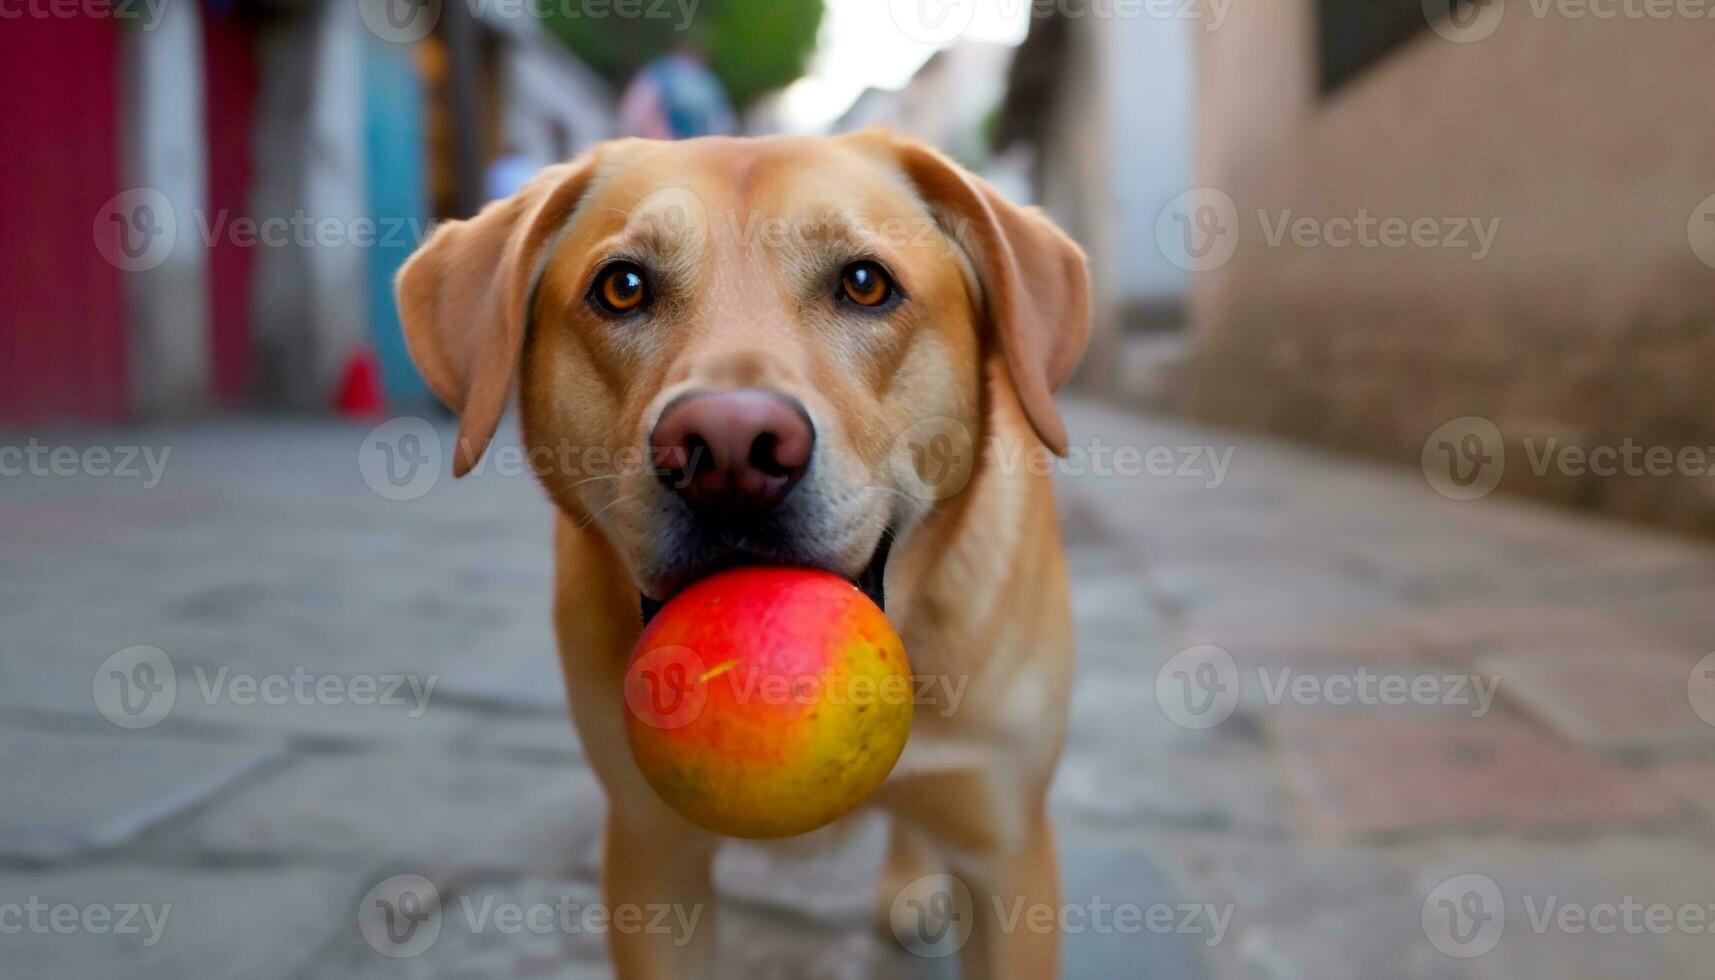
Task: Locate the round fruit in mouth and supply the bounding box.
[623,566,913,839]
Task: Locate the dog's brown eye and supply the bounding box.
[839,261,893,308]
[594,263,649,314]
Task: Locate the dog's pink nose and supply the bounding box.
[651,390,814,514]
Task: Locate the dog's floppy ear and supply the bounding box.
[396,156,600,476]
[885,136,1090,455]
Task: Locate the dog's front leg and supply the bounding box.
[602,800,718,980]
[951,807,1060,980]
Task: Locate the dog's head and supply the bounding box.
[397,130,1087,613]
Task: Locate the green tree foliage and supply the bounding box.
[539,0,825,109]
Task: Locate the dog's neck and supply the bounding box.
[882,362,1056,663]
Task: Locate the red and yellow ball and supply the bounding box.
[623,567,912,839]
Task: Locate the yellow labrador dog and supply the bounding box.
[397,129,1088,978]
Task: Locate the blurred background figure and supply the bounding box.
[618,52,736,140]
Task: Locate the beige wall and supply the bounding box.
[1190,8,1715,532]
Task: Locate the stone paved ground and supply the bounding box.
[3,400,1714,978]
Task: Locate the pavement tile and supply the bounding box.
[1652,762,1715,825]
[1273,716,1681,838]
[304,874,614,980]
[1057,843,1218,980]
[1595,584,1715,654]
[432,632,568,715]
[0,643,484,746]
[0,728,284,862]
[1051,749,1290,836]
[1234,662,1506,723]
[1138,832,1408,925]
[1404,601,1659,661]
[1132,832,1420,980]
[455,713,585,766]
[716,815,887,925]
[1486,648,1715,757]
[717,906,905,980]
[1066,672,1256,755]
[1178,613,1435,668]
[1237,896,1468,980]
[1413,837,1715,980]
[167,752,605,876]
[0,865,366,980]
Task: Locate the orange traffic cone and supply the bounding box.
[334,347,387,420]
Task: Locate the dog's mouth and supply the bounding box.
[639,533,892,627]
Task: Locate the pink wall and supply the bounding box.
[0,17,128,423]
